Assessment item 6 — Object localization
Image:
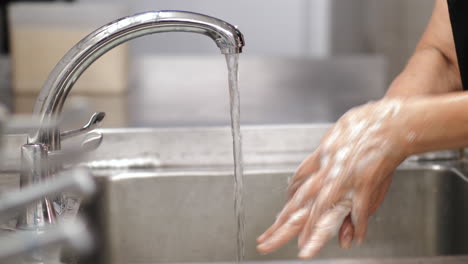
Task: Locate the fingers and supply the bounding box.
[351,190,371,244]
[257,169,327,244]
[368,175,392,215]
[257,221,281,244]
[350,156,395,243]
[257,208,309,254]
[347,175,391,246]
[298,199,352,259]
[344,184,384,247]
[298,179,348,248]
[288,151,320,198]
[338,215,354,249]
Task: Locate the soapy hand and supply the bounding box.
[256,99,414,258]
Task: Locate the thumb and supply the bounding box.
[338,214,354,249]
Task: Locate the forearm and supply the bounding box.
[385,0,462,98]
[405,92,468,154]
[386,47,462,97]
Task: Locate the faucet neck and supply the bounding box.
[29,10,244,149]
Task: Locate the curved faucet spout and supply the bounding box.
[29,10,245,148]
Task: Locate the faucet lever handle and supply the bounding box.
[48,132,104,167]
[81,132,104,153]
[61,112,105,140]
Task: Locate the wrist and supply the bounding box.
[395,98,426,156]
[396,93,468,155]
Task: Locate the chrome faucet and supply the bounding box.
[17,10,244,231]
[29,10,244,149]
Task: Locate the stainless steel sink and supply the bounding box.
[93,166,468,263]
[82,125,467,263]
[1,125,467,263]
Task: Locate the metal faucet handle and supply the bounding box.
[61,112,105,140]
[49,132,104,168]
[43,112,105,168]
[81,132,104,153]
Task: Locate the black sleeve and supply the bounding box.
[448,0,468,90]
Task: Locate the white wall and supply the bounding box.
[77,0,434,79]
[78,0,332,57]
[365,0,434,79]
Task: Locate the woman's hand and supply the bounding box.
[256,99,415,259]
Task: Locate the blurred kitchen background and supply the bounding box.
[0,0,433,128]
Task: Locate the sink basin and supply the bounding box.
[94,166,468,264]
[1,125,467,263]
[79,125,468,263]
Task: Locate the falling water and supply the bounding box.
[225,54,245,263]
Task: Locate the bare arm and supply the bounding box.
[257,0,468,258]
[387,0,462,97]
[389,0,468,154]
[405,92,468,154]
